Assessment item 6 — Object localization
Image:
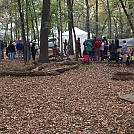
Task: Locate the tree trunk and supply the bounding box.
[4,21,8,41]
[15,13,18,40]
[17,0,27,62]
[106,0,112,39]
[26,0,30,62]
[31,0,40,45]
[10,13,13,41]
[118,5,123,38]
[29,7,36,40]
[59,0,63,59]
[39,0,50,63]
[95,0,98,38]
[67,0,74,55]
[100,17,108,37]
[119,0,134,36]
[85,0,90,39]
[113,17,118,37]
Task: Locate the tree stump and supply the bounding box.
[112,72,134,80]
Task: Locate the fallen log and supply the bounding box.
[0,64,79,77]
[31,60,80,72]
[0,71,47,76]
[112,72,134,80]
[47,64,79,73]
[55,60,81,66]
[32,63,53,72]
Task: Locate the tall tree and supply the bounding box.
[95,0,98,38]
[17,0,27,62]
[85,0,90,39]
[119,0,134,35]
[31,0,40,45]
[58,0,63,59]
[39,0,50,63]
[67,0,74,55]
[106,0,112,39]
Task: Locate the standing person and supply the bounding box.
[76,37,82,58]
[6,45,10,59]
[29,40,33,59]
[109,40,117,55]
[16,40,23,60]
[121,40,128,61]
[103,37,109,59]
[83,39,87,50]
[7,41,16,61]
[0,40,4,59]
[115,36,119,50]
[92,36,96,60]
[94,39,101,61]
[63,39,68,56]
[31,42,36,60]
[32,40,39,55]
[0,40,3,61]
[100,40,105,61]
[104,40,109,59]
[103,37,108,46]
[86,39,93,59]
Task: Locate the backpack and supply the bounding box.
[35,44,39,50]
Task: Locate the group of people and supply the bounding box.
[62,36,134,65]
[0,39,39,61]
[1,37,134,64]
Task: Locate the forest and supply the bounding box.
[0,1,134,133]
[0,0,134,62]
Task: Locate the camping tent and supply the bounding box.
[62,27,90,53]
[119,38,134,47]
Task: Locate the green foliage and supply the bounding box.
[0,0,133,40]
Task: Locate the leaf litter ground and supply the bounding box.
[0,60,134,134]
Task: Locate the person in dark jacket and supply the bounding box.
[16,40,23,60]
[76,38,82,58]
[31,43,36,60]
[115,36,119,50]
[109,40,117,55]
[7,41,16,61]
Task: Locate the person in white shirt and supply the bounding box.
[100,40,105,61]
[121,40,128,61]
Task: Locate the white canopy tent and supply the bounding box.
[62,27,90,53]
[119,38,134,47]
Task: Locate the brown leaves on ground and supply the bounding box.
[0,60,134,134]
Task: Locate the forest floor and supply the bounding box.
[0,58,134,134]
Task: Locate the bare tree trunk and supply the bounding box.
[106,0,112,39]
[85,0,90,39]
[17,0,27,62]
[95,0,98,38]
[4,22,8,41]
[29,7,36,40]
[118,5,123,38]
[15,13,18,40]
[10,13,13,41]
[59,0,63,59]
[113,17,118,37]
[26,0,29,62]
[119,0,134,36]
[39,0,50,63]
[100,17,108,37]
[67,0,74,55]
[31,0,40,45]
[57,26,60,47]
